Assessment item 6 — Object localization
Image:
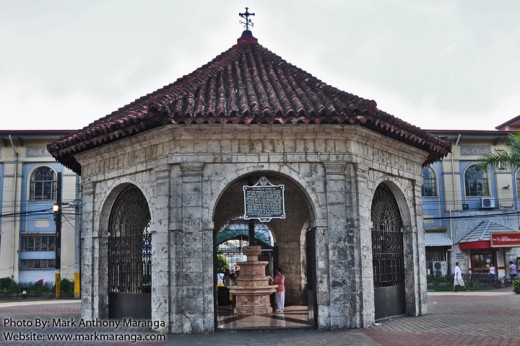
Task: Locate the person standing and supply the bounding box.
[273,268,285,312]
[509,261,518,281]
[453,262,466,292]
[223,269,233,305]
[488,263,497,281]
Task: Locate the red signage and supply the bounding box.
[491,232,520,247]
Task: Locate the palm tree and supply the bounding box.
[481,133,520,170]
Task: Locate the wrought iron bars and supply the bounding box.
[371,184,404,288]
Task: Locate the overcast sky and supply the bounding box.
[1,0,519,131]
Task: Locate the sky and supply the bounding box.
[1,0,519,131]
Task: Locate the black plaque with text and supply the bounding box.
[243,178,285,222]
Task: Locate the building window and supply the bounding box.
[422,166,437,197]
[470,252,495,273]
[21,235,56,251]
[464,165,489,197]
[30,167,56,200]
[20,259,56,269]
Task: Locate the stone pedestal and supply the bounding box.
[228,245,277,315]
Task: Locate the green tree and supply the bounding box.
[216,254,230,272]
[481,133,520,170]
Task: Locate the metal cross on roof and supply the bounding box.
[239,7,255,31]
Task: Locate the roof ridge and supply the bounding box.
[481,220,492,240]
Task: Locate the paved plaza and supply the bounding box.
[1,288,519,345]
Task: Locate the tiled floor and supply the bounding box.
[217,305,314,330]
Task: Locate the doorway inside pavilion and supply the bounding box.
[213,173,316,330]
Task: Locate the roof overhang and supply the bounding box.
[424,232,452,247]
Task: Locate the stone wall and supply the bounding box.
[77,123,428,333]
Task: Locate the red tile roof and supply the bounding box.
[48,31,451,174]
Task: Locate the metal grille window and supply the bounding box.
[371,184,404,288]
[108,186,151,294]
[30,167,56,200]
[426,248,445,262]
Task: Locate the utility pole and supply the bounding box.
[73,175,81,299]
[53,172,62,299]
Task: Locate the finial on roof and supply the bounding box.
[239,7,255,31]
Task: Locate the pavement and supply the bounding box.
[1,288,519,345]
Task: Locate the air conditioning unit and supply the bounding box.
[481,197,495,209]
[432,261,447,278]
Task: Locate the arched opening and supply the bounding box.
[371,183,406,320]
[213,172,316,330]
[215,220,276,307]
[107,185,152,319]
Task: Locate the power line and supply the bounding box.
[423,210,520,221]
[0,208,52,218]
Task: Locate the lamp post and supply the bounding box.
[53,172,62,299]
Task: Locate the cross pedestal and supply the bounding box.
[228,245,277,315]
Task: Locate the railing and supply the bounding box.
[427,273,496,291]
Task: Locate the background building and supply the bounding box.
[424,124,520,278]
[0,130,80,285]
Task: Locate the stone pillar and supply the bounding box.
[171,163,214,333]
[151,165,171,332]
[80,182,97,319]
[406,178,427,316]
[342,163,363,328]
[355,164,375,327]
[323,162,351,329]
[314,224,330,329]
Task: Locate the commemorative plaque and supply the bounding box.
[243,176,285,222]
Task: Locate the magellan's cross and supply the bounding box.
[239,7,255,31]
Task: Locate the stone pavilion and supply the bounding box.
[48,23,451,333]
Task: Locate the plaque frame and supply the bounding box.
[243,176,286,222]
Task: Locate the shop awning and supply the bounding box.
[458,220,520,250]
[424,232,452,247]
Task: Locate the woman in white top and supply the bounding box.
[488,264,496,281]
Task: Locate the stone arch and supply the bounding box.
[205,164,325,227]
[370,181,405,320]
[98,180,154,238]
[212,168,319,328]
[96,182,153,320]
[369,176,420,320]
[369,175,414,230]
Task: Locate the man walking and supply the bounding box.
[453,262,466,292]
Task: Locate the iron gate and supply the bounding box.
[305,227,317,325]
[107,185,152,319]
[371,184,405,320]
